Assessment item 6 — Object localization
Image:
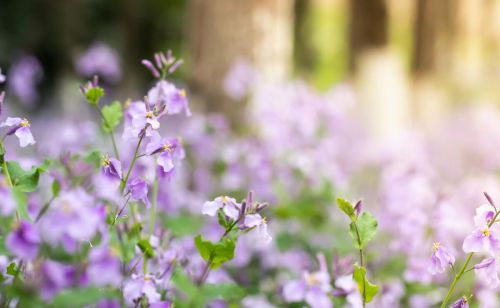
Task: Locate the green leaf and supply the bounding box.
[337,198,355,219]
[349,212,378,249]
[337,198,356,220]
[201,283,245,301]
[137,239,155,259]
[84,150,102,169]
[194,234,212,261]
[12,187,30,220]
[85,87,105,106]
[194,235,236,269]
[163,213,203,236]
[6,160,50,192]
[217,210,228,228]
[352,265,379,303]
[101,101,123,133]
[6,262,17,276]
[50,287,114,307]
[51,180,60,197]
[211,237,236,269]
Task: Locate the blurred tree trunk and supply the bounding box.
[413,0,457,75]
[349,0,388,70]
[186,0,293,125]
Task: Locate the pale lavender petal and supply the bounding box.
[15,126,35,147]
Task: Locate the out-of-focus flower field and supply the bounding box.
[3,1,500,307]
[1,47,500,307]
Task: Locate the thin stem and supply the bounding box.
[97,107,120,160]
[441,253,474,308]
[0,143,12,188]
[352,220,366,308]
[148,176,158,238]
[120,132,146,192]
[441,210,500,307]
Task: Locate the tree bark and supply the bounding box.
[349,0,388,71]
[186,0,293,125]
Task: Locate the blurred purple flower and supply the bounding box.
[6,220,40,260]
[223,59,256,99]
[428,242,455,275]
[126,177,150,207]
[39,189,103,252]
[334,274,363,308]
[38,260,75,300]
[123,274,161,306]
[8,55,43,106]
[474,257,499,288]
[87,246,122,287]
[1,117,35,147]
[76,42,122,83]
[283,254,332,308]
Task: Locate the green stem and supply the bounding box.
[0,143,12,187]
[120,132,145,192]
[352,220,366,308]
[441,253,474,308]
[441,210,500,307]
[148,176,158,238]
[97,107,120,160]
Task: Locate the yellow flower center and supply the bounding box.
[483,228,491,237]
[179,89,186,97]
[432,241,440,252]
[20,118,30,127]
[163,143,173,153]
[101,154,111,167]
[146,111,153,119]
[306,273,318,286]
[221,196,229,204]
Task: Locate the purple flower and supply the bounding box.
[451,296,469,308]
[101,154,122,180]
[87,246,122,287]
[283,254,332,308]
[334,274,363,308]
[202,196,241,220]
[1,117,35,147]
[474,204,496,227]
[145,132,184,173]
[463,226,500,254]
[123,274,161,306]
[242,213,272,244]
[38,260,75,300]
[126,177,150,207]
[428,242,455,275]
[76,42,122,83]
[474,257,499,288]
[6,220,40,260]
[39,189,103,252]
[223,59,256,99]
[8,55,43,106]
[147,80,190,116]
[122,101,159,139]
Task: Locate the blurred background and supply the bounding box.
[2,0,500,134]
